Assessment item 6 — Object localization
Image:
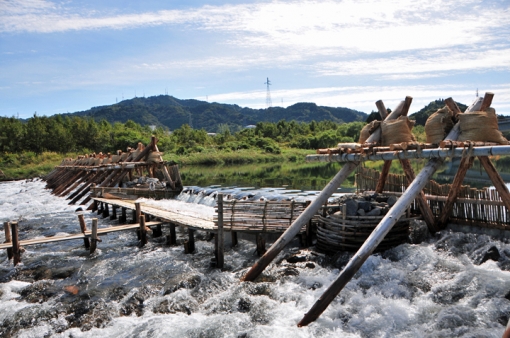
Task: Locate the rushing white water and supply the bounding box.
[1,179,510,337]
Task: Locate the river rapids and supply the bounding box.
[1,179,510,337]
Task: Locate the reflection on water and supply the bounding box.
[179,162,357,192]
[179,156,510,193]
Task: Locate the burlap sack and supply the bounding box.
[147,151,162,164]
[458,109,509,144]
[358,121,381,143]
[381,116,416,146]
[425,107,454,144]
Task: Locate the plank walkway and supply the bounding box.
[93,197,215,231]
[0,221,163,249]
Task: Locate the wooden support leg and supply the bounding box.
[375,160,392,193]
[97,202,102,215]
[478,156,510,210]
[256,234,266,256]
[139,216,147,247]
[135,202,141,224]
[166,223,176,245]
[11,221,21,266]
[154,224,162,237]
[131,210,137,224]
[231,231,238,247]
[217,193,224,269]
[110,206,117,220]
[399,159,439,233]
[90,218,99,254]
[78,214,91,249]
[91,200,98,212]
[3,221,13,260]
[120,207,127,223]
[437,156,474,229]
[102,203,110,218]
[184,229,195,254]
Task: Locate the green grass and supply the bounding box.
[0,152,80,181]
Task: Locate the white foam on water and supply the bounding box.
[1,180,510,337]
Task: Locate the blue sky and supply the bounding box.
[1,0,509,119]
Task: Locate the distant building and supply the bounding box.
[149,125,157,131]
[244,125,256,129]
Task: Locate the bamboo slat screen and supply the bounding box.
[214,200,311,233]
[355,166,509,230]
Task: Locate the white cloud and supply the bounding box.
[2,0,509,56]
[206,83,510,115]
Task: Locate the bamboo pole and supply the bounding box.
[298,94,487,327]
[478,156,510,211]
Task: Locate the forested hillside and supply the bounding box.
[70,95,367,132]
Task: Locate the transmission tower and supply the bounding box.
[264,77,272,108]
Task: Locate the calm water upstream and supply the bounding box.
[1,160,510,337]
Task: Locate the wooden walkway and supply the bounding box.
[0,221,163,250]
[93,197,215,231]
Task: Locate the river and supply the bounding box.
[1,174,510,337]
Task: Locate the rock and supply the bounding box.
[481,246,500,264]
[238,298,251,313]
[305,263,316,269]
[387,195,398,207]
[409,219,429,244]
[344,199,358,216]
[366,207,382,216]
[357,208,366,216]
[286,254,307,263]
[358,200,372,212]
[75,207,83,212]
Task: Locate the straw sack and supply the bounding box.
[358,121,381,144]
[381,116,416,146]
[111,155,120,163]
[425,107,454,144]
[147,151,162,164]
[458,108,509,144]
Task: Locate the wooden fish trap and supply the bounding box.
[43,136,183,206]
[316,213,413,253]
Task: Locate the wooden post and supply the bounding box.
[375,160,392,193]
[437,156,474,229]
[256,234,266,256]
[78,214,91,249]
[139,216,147,246]
[400,159,438,233]
[3,222,13,260]
[90,218,98,254]
[167,223,177,245]
[11,221,21,266]
[97,202,103,215]
[231,231,238,247]
[478,156,510,211]
[120,207,127,223]
[102,203,110,218]
[131,209,136,224]
[135,202,141,224]
[184,229,195,254]
[91,199,98,212]
[217,193,224,269]
[297,94,487,327]
[110,205,117,220]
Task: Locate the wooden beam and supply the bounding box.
[478,156,510,211]
[78,214,91,249]
[375,160,392,193]
[399,159,438,233]
[3,221,13,260]
[139,216,147,247]
[90,218,99,254]
[437,156,474,229]
[11,221,21,266]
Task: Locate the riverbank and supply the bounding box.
[0,149,312,181]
